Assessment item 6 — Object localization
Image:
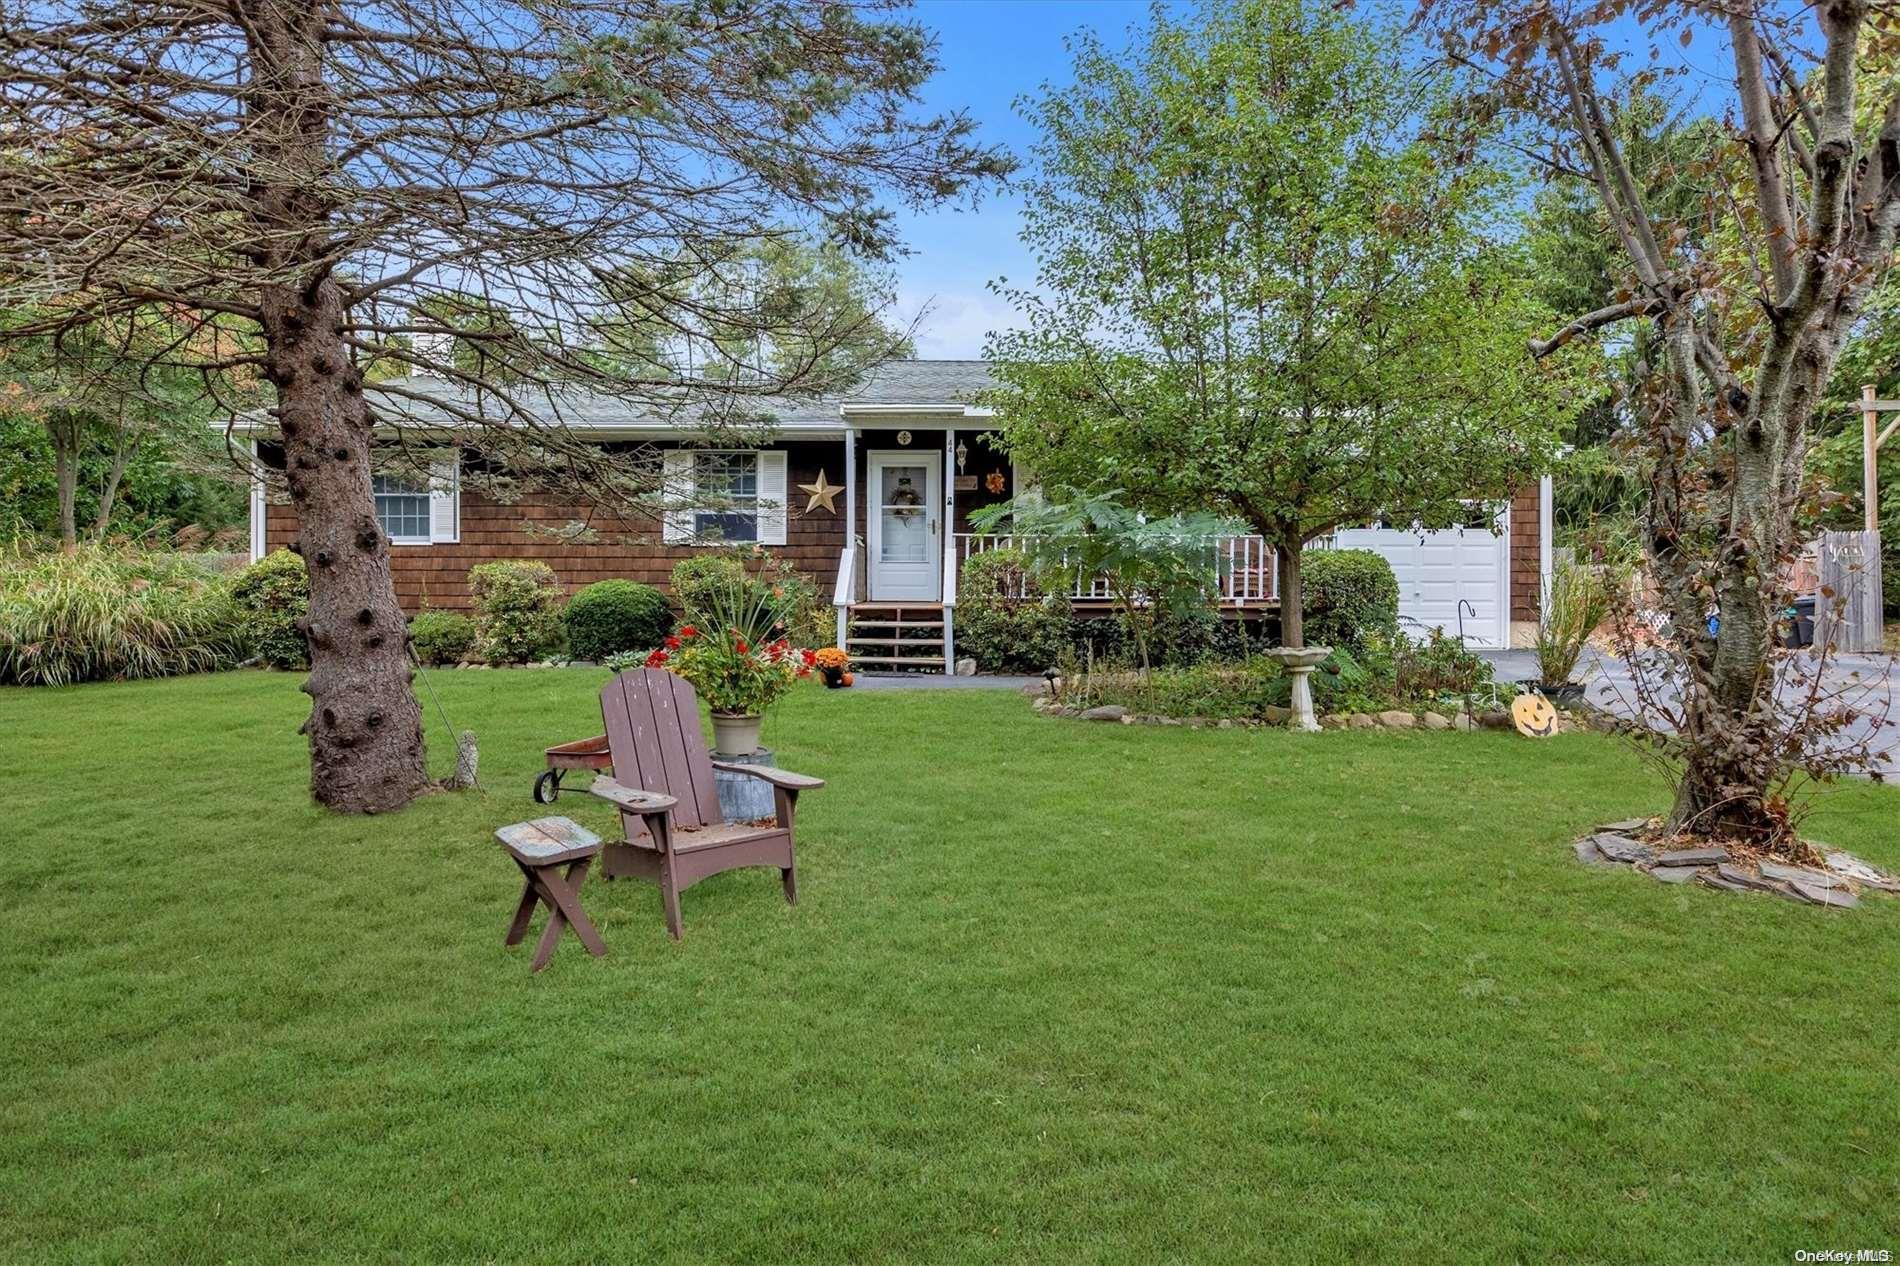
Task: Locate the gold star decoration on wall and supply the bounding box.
[799,470,842,515]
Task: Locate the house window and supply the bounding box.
[373,474,432,544]
[661,448,786,546]
[692,451,759,543]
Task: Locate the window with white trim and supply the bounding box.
[662,449,787,546]
[372,452,460,545]
[693,451,759,543]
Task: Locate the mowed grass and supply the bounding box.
[2,670,1897,1264]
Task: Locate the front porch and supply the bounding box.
[824,420,1279,672]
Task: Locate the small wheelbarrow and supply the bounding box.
[535,734,611,804]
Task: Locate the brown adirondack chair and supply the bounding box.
[589,667,824,939]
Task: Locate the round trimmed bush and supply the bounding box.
[564,579,671,662]
[468,560,564,664]
[1301,548,1399,654]
[229,548,310,669]
[410,609,477,666]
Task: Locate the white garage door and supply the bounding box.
[1329,521,1510,648]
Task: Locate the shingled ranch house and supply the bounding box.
[236,360,1551,671]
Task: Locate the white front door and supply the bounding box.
[867,450,942,601]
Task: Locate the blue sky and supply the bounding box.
[882,0,1740,358]
[886,1,1154,358]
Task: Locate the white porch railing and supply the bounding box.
[954,533,1278,605]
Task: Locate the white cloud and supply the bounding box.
[893,288,1029,360]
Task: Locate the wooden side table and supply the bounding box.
[495,816,607,972]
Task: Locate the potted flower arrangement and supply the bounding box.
[813,646,852,688]
[641,572,814,755]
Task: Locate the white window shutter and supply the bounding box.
[429,452,459,543]
[757,450,788,546]
[662,450,693,544]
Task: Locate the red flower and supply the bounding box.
[664,635,681,649]
[679,625,698,639]
[734,638,749,655]
[645,648,669,668]
[796,665,811,679]
[800,648,817,667]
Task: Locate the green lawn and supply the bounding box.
[3,670,1897,1263]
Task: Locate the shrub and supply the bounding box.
[671,548,828,644]
[1069,660,1285,718]
[1302,548,1399,654]
[956,548,1072,673]
[670,553,748,619]
[0,544,246,686]
[564,579,671,662]
[1535,561,1612,686]
[468,560,564,663]
[410,609,477,666]
[228,548,311,670]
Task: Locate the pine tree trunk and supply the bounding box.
[1276,539,1304,647]
[50,418,78,550]
[262,280,428,814]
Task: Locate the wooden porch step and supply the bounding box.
[846,637,945,646]
[849,602,944,611]
[849,656,947,667]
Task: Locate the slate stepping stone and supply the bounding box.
[1574,838,1611,866]
[1788,880,1860,909]
[1759,861,1843,889]
[1824,851,1900,892]
[1654,847,1729,867]
[1596,818,1651,833]
[1591,833,1655,865]
[1698,869,1751,893]
[1647,864,1705,884]
[1714,863,1790,895]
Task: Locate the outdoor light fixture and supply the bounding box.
[955,439,969,472]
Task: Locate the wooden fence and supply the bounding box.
[1815,529,1886,653]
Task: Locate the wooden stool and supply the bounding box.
[496,816,607,972]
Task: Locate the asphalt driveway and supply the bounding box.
[1482,648,1900,777]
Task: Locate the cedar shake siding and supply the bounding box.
[263,439,848,613]
[1509,482,1542,625]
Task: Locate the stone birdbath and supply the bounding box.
[1264,645,1333,732]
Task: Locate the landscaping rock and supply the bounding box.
[1320,713,1347,730]
[1378,710,1416,729]
[1654,847,1728,867]
[1715,863,1789,895]
[1421,711,1451,731]
[1647,864,1705,884]
[1452,712,1474,731]
[1120,714,1136,724]
[1263,705,1291,724]
[1788,880,1860,909]
[1590,833,1655,865]
[1597,818,1651,834]
[1698,869,1752,893]
[1020,681,1048,698]
[1760,861,1844,889]
[1574,837,1611,866]
[956,657,977,677]
[1824,850,1900,891]
[1079,705,1128,722]
[1349,714,1377,730]
[1478,711,1511,730]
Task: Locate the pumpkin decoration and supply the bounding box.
[840,672,854,687]
[1511,692,1559,738]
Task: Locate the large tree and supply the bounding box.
[0,0,1006,812]
[984,0,1571,646]
[1424,0,1900,841]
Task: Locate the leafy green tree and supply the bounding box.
[984,0,1572,646]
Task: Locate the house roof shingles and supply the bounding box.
[229,359,997,434]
